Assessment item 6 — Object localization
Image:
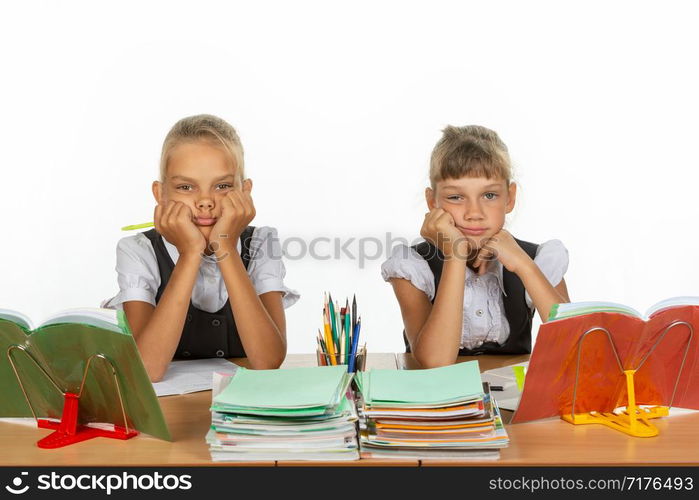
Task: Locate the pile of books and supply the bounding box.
[207,365,359,461]
[355,361,509,460]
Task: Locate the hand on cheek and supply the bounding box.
[154,201,206,257]
[209,179,256,256]
[420,208,474,259]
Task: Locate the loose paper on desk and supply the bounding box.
[481,362,529,411]
[152,358,239,397]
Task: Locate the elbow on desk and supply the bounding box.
[134,338,169,382]
[247,353,286,370]
[144,364,167,383]
[413,350,458,369]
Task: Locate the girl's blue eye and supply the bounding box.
[446,195,463,202]
[216,184,232,190]
[177,185,193,191]
[484,192,498,200]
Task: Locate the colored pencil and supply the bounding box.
[323,307,336,365]
[344,299,351,364]
[317,292,362,371]
[328,296,338,352]
[348,317,361,373]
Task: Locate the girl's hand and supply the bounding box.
[474,229,530,274]
[154,201,206,257]
[209,179,256,256]
[420,208,473,259]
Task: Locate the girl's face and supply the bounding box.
[426,175,516,249]
[153,140,241,241]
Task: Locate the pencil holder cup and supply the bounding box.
[316,345,366,372]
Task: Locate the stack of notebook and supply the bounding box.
[355,361,509,460]
[207,365,359,461]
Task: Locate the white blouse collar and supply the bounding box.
[469,259,508,298]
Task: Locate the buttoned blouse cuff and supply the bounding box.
[524,239,570,309]
[254,278,300,309]
[380,245,435,301]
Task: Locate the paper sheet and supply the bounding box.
[481,362,529,411]
[153,358,239,397]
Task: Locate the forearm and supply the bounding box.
[515,260,566,322]
[218,250,286,369]
[136,253,201,381]
[413,258,467,368]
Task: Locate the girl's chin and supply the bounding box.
[197,225,213,239]
[459,233,490,248]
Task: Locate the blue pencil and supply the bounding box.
[348,317,361,373]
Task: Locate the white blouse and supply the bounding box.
[380,239,569,350]
[102,226,300,312]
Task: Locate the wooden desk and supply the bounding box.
[396,353,699,466]
[3,353,698,466]
[0,353,398,467]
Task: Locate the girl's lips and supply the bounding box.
[194,217,217,226]
[459,227,488,236]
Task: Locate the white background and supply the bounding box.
[1,1,698,354]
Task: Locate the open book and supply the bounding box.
[0,307,170,440]
[549,296,699,322]
[0,307,131,334]
[513,297,699,423]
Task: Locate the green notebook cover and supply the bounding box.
[213,365,350,411]
[0,309,171,441]
[362,361,484,405]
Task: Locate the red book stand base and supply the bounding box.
[35,392,138,449]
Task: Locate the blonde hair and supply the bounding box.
[429,125,512,188]
[159,114,244,182]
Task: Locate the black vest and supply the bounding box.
[143,227,255,359]
[404,238,539,355]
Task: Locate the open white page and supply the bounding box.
[550,302,642,321]
[645,296,699,318]
[0,308,34,330]
[481,362,529,412]
[39,308,122,333]
[153,358,239,397]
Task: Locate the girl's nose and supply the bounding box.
[464,202,485,220]
[197,198,214,210]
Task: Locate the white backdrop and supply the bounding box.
[1,1,698,354]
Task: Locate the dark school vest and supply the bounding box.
[404,238,539,355]
[143,227,255,359]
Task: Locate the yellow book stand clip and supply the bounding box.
[560,322,692,438]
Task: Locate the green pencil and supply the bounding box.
[328,294,338,352]
[121,222,155,231]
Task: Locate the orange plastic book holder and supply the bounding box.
[513,310,698,438]
[559,326,681,437]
